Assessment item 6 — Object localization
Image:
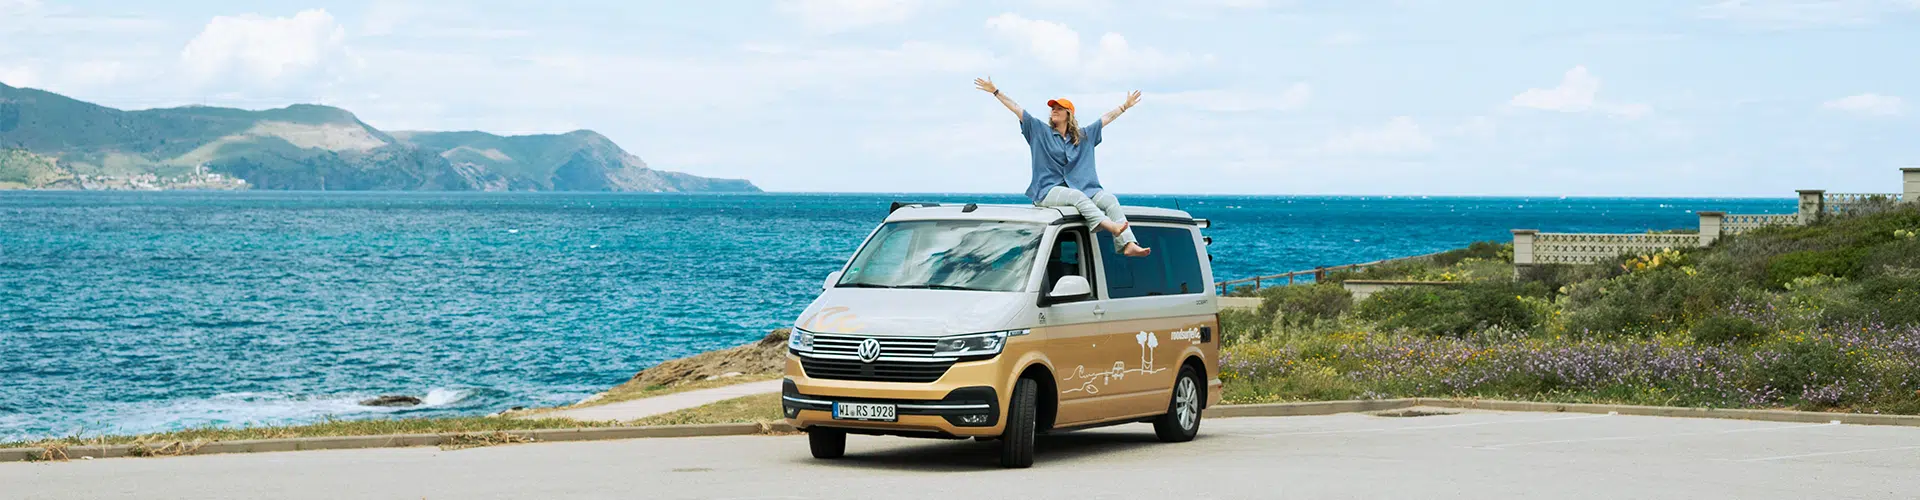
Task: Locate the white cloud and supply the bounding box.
[985,13,1203,81]
[1508,65,1651,118]
[1700,0,1920,28]
[0,65,40,88]
[1322,116,1434,155]
[779,0,929,33]
[1154,83,1311,112]
[1823,93,1906,116]
[181,9,359,89]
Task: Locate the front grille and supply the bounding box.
[799,333,955,383]
[801,357,955,383]
[811,333,939,358]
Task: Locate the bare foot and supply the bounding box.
[1097,220,1127,236]
[1121,241,1152,257]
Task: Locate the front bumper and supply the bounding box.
[783,350,1015,437]
[782,376,1005,438]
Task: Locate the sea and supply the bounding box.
[0,191,1796,442]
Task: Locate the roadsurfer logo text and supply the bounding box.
[1170,328,1202,343]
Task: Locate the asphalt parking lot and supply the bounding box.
[5,408,1918,499]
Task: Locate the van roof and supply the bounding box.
[883,202,1204,227]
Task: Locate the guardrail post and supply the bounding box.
[1511,229,1538,280]
[1797,189,1826,224]
[1904,167,1919,203]
[1697,211,1724,246]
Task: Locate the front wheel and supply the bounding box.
[999,377,1038,468]
[809,428,846,459]
[1153,366,1202,442]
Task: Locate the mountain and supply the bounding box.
[0,81,759,192]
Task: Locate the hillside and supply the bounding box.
[1222,203,1920,413]
[0,81,759,192]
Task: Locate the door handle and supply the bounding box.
[1093,307,1106,317]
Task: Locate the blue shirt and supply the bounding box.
[1019,110,1104,203]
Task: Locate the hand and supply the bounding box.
[1122,90,1142,109]
[975,77,999,95]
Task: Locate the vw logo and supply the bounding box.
[857,338,883,363]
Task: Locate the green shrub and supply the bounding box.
[1766,248,1866,288]
[1560,267,1758,337]
[1821,272,1920,326]
[1326,260,1433,283]
[1860,239,1920,277]
[1255,283,1353,329]
[1431,241,1511,267]
[1354,280,1546,337]
[1689,314,1768,344]
[1218,307,1266,347]
[1744,337,1868,408]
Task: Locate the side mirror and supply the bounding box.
[1048,275,1092,299]
[824,271,843,290]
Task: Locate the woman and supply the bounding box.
[975,77,1150,257]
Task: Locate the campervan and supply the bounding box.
[782,201,1221,468]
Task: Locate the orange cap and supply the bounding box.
[1046,98,1074,112]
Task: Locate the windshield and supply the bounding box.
[836,220,1042,292]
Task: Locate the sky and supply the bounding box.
[1,0,1916,196]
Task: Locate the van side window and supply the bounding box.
[1043,230,1093,302]
[1098,226,1203,298]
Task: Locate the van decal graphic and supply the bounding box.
[1170,328,1201,344]
[797,306,866,333]
[1060,331,1167,395]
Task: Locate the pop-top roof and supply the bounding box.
[882,201,1203,227]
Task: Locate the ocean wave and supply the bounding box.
[16,387,509,439]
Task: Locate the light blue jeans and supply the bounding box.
[1037,186,1138,246]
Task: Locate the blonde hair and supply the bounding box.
[1059,110,1084,145]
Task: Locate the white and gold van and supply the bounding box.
[782,201,1221,468]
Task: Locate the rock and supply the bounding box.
[721,371,744,378]
[360,395,424,407]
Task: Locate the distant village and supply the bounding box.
[74,166,250,191]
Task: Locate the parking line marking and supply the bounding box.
[1471,422,1836,450]
[1250,413,1613,438]
[1734,445,1920,463]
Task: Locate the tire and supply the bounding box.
[809,428,846,459]
[1154,366,1203,443]
[999,377,1038,468]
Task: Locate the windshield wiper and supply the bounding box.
[835,283,897,289]
[893,284,992,292]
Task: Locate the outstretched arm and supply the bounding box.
[975,77,1023,120]
[1101,90,1142,126]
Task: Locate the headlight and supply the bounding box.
[933,330,1024,357]
[788,329,814,353]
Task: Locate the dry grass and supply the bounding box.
[628,393,784,427]
[518,372,783,415]
[31,444,69,462]
[126,440,207,457]
[439,431,537,451]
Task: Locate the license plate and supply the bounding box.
[832,402,897,421]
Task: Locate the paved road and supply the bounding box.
[528,380,782,422]
[7,408,1920,499]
